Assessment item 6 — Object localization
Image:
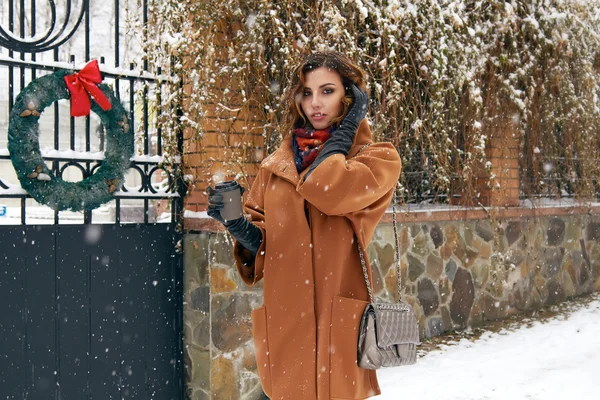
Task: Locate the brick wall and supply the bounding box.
[482,132,520,207]
[182,22,266,213]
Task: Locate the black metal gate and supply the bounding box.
[0,1,184,399]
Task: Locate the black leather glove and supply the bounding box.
[220,217,263,255]
[339,83,369,135]
[304,84,368,178]
[207,186,263,255]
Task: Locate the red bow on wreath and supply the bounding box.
[64,60,112,117]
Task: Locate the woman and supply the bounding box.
[207,51,401,399]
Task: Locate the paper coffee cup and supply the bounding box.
[214,181,243,222]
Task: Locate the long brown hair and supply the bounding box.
[282,51,366,134]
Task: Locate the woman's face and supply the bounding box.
[300,67,345,130]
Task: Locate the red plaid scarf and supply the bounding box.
[292,127,333,172]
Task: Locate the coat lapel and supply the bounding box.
[261,134,300,186]
[346,119,373,158]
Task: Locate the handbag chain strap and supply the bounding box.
[358,186,401,304]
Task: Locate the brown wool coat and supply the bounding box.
[233,120,401,400]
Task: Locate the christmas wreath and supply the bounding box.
[8,60,134,211]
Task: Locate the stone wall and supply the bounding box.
[183,231,265,400]
[183,209,600,399]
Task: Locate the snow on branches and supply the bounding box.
[144,0,600,203]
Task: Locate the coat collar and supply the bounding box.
[261,119,374,185]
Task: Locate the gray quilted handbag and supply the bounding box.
[357,190,420,369]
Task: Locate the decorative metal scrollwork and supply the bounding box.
[148,166,173,194]
[58,161,87,180]
[0,0,89,53]
[0,178,10,190]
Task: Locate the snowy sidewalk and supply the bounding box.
[377,293,600,400]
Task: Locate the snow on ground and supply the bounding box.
[378,293,600,400]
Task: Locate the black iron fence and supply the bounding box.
[0,0,183,225]
[0,1,184,399]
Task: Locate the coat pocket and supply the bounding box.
[330,296,380,399]
[251,305,272,396]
